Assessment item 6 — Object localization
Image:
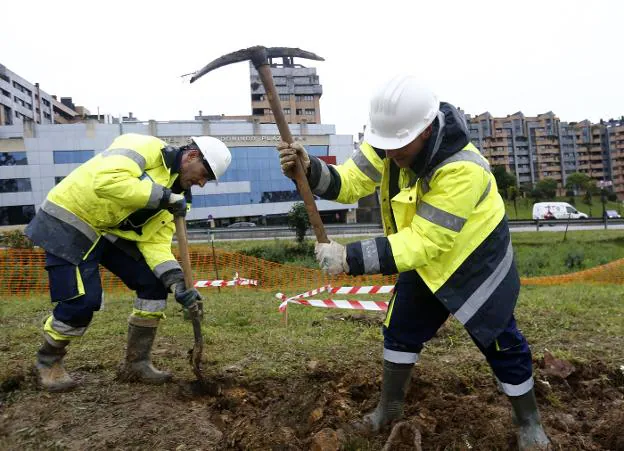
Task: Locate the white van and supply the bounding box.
[532,202,588,220]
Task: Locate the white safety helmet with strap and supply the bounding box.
[190,136,232,180]
[364,74,440,150]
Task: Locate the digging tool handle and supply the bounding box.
[174,216,193,289]
[174,216,205,380]
[256,65,329,244]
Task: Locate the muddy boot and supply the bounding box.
[118,321,171,384]
[509,388,551,450]
[36,337,77,392]
[355,360,414,434]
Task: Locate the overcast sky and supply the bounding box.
[2,0,622,139]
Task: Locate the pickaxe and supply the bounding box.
[190,46,329,243]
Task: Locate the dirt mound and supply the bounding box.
[1,359,623,450]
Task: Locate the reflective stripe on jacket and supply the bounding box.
[307,103,519,346]
[25,133,182,277]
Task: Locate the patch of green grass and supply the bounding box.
[2,284,622,384]
[504,196,623,220]
[511,231,624,276]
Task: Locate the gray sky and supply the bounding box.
[2,0,623,138]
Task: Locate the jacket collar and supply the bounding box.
[410,102,470,179]
[161,146,183,173]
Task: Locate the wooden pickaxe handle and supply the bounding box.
[256,65,329,244]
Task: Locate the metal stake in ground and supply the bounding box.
[190,46,329,243]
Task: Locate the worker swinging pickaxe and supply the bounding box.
[190,46,330,244]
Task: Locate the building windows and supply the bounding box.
[0,178,32,193]
[11,81,31,97]
[1,88,9,98]
[296,108,315,116]
[296,95,314,102]
[53,150,94,164]
[0,74,10,84]
[279,94,289,101]
[191,145,328,208]
[283,108,291,115]
[0,205,35,225]
[0,152,27,166]
[2,105,12,125]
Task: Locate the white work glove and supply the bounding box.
[160,190,187,217]
[315,240,349,275]
[277,141,310,179]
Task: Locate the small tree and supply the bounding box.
[583,190,593,217]
[493,166,517,199]
[287,202,310,244]
[535,178,558,199]
[565,172,591,195]
[507,186,519,218]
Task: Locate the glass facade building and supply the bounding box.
[0,119,356,226]
[193,145,329,208]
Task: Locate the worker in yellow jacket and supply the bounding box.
[26,134,231,392]
[277,75,550,450]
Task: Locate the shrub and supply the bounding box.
[287,202,310,244]
[0,230,34,249]
[564,250,584,270]
[239,241,315,265]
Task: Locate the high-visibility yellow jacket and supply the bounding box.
[307,103,519,346]
[26,133,186,279]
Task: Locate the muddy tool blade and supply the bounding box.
[174,216,206,380]
[188,303,204,380]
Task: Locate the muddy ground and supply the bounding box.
[1,357,623,450]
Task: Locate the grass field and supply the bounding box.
[504,196,623,220]
[1,230,623,450]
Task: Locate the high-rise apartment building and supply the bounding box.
[0,64,81,126]
[466,111,623,197]
[249,57,322,124]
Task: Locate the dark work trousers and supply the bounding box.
[383,270,533,392]
[45,239,168,329]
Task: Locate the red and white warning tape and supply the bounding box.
[276,284,394,312]
[282,298,388,311]
[195,273,258,288]
[329,285,394,295]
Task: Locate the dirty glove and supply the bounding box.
[173,282,203,308]
[277,141,310,179]
[160,189,187,217]
[315,240,349,275]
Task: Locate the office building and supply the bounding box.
[0,119,355,226]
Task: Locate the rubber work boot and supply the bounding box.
[36,338,78,392]
[117,322,172,384]
[509,388,551,450]
[356,360,414,433]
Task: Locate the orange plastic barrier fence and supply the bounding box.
[0,248,623,298]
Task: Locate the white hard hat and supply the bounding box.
[191,136,232,180]
[364,75,439,150]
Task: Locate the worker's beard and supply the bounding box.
[179,175,191,190]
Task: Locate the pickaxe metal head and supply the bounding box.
[189,46,324,83]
